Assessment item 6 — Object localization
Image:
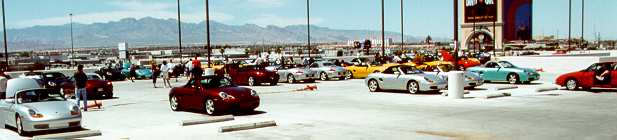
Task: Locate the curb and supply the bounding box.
[33,130,101,140]
[535,87,559,92]
[481,92,512,99]
[181,115,234,126]
[220,120,277,133]
[494,85,518,91]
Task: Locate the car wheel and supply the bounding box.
[204,99,217,115]
[248,77,256,86]
[507,73,520,84]
[270,81,278,86]
[170,96,180,111]
[368,79,380,92]
[320,72,328,81]
[16,115,26,136]
[287,74,295,84]
[345,71,353,79]
[565,79,578,90]
[407,81,420,94]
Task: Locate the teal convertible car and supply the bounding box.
[467,61,540,84]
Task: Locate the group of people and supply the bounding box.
[151,60,178,88]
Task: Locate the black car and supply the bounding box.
[21,72,75,95]
[96,66,126,81]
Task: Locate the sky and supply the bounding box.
[1,0,616,40]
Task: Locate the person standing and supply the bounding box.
[160,61,171,88]
[74,65,88,111]
[129,64,137,82]
[151,62,160,88]
[0,68,7,99]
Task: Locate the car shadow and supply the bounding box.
[588,89,617,93]
[375,90,443,96]
[181,109,267,117]
[5,126,90,137]
[466,88,488,91]
[232,110,267,116]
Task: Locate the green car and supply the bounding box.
[467,61,540,84]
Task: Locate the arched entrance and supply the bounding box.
[466,31,495,53]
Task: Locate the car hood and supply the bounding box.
[220,87,254,98]
[87,80,110,87]
[22,101,74,114]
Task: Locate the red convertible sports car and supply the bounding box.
[556,62,617,90]
[168,75,260,115]
[218,64,279,86]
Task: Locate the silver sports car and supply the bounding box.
[309,61,347,81]
[365,65,447,94]
[423,64,484,89]
[267,64,318,83]
[0,78,82,136]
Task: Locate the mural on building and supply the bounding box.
[503,0,533,41]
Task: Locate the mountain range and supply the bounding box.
[1,17,439,51]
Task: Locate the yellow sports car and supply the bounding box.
[345,63,400,79]
[417,61,453,71]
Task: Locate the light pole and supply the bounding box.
[69,13,74,68]
[581,0,585,48]
[568,0,572,50]
[205,0,211,68]
[453,0,459,69]
[400,0,404,52]
[306,0,311,58]
[381,0,385,56]
[177,0,183,62]
[2,0,8,67]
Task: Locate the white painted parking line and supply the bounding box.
[32,130,101,140]
[220,120,277,133]
[181,115,234,126]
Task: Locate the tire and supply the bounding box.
[368,79,380,92]
[407,81,420,94]
[248,77,256,86]
[320,72,329,81]
[287,74,295,84]
[345,71,353,79]
[170,96,180,111]
[565,79,578,90]
[270,81,278,86]
[507,73,520,84]
[204,99,217,115]
[16,115,27,136]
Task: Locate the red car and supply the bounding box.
[69,73,114,99]
[218,64,279,86]
[168,75,260,115]
[556,62,617,90]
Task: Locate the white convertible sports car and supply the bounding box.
[365,65,447,94]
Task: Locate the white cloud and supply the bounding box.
[247,14,323,27]
[246,0,287,8]
[11,1,234,28]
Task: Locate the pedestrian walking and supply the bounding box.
[160,61,172,88]
[74,65,89,111]
[129,64,137,82]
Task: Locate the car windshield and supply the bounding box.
[437,64,455,72]
[321,63,335,66]
[498,61,516,68]
[199,77,235,88]
[399,66,422,74]
[87,75,102,80]
[18,89,66,103]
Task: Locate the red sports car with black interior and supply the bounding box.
[218,64,279,86]
[556,62,617,90]
[168,75,260,115]
[69,73,114,99]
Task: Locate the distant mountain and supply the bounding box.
[1,17,434,51]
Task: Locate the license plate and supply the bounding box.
[98,88,104,92]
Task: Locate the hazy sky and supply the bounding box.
[1,0,616,39]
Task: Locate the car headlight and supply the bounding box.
[219,92,235,100]
[48,82,57,87]
[466,75,475,80]
[251,90,258,97]
[71,106,81,116]
[28,109,44,118]
[424,77,435,83]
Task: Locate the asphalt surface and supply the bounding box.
[1,71,616,140]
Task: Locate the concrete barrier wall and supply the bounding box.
[498,56,598,74]
[6,68,98,78]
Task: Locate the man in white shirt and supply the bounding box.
[160,61,171,88]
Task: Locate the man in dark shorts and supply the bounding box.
[129,65,137,82]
